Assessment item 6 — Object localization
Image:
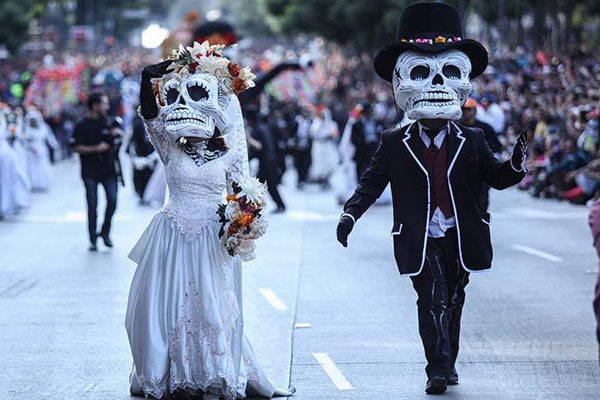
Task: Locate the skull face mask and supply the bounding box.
[160,73,224,140]
[392,50,472,121]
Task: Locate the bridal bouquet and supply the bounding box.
[217,177,268,261]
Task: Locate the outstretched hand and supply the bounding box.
[140,60,174,120]
[511,130,528,171]
[336,214,355,247]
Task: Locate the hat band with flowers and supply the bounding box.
[399,35,463,44]
[155,41,256,97]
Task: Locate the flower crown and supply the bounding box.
[163,41,256,95]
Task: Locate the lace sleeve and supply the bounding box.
[138,107,174,165]
[225,96,249,193]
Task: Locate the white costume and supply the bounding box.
[126,42,281,399]
[0,111,20,217]
[8,112,31,209]
[308,108,339,182]
[25,109,59,191]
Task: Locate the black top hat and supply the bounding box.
[374,2,488,82]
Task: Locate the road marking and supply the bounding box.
[501,208,586,219]
[287,210,340,221]
[511,244,563,263]
[294,322,312,329]
[24,212,134,223]
[313,353,354,390]
[259,288,288,310]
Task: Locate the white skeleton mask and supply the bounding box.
[392,50,472,121]
[160,72,229,139]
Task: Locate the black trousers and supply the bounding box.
[132,167,154,199]
[83,177,118,243]
[292,148,311,184]
[257,164,285,209]
[410,228,470,378]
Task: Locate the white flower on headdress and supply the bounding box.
[238,67,256,88]
[188,40,210,57]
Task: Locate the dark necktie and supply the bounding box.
[423,127,442,152]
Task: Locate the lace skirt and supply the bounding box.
[125,212,275,399]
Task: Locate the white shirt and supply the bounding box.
[418,123,456,238]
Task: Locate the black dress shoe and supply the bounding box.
[426,376,448,394]
[447,367,459,385]
[100,234,113,248]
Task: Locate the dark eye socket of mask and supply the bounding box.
[166,87,179,105]
[188,83,209,102]
[442,64,461,79]
[410,65,430,80]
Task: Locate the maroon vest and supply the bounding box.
[421,140,454,218]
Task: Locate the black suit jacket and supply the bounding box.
[344,122,525,276]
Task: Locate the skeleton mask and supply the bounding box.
[392,50,472,121]
[160,72,228,139]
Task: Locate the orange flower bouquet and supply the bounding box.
[217,177,268,261]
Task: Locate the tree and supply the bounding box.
[263,0,600,51]
[0,0,48,53]
[264,0,404,49]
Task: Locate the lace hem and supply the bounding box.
[139,375,240,400]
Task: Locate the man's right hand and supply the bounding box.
[140,60,174,120]
[336,214,355,247]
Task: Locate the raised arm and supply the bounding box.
[480,130,526,189]
[224,95,249,193]
[138,61,177,164]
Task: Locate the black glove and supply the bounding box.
[140,60,174,120]
[511,130,528,171]
[336,214,355,248]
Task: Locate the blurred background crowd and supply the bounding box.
[2,0,600,219]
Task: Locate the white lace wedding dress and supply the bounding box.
[125,97,276,399]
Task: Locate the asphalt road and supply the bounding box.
[1,158,599,400]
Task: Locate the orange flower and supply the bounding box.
[232,77,246,94]
[237,214,255,227]
[226,194,237,202]
[228,62,241,77]
[227,223,239,236]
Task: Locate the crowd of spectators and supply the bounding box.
[2,42,600,206]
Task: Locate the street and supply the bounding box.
[1,158,599,400]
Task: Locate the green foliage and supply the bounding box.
[264,0,405,49]
[263,0,600,50]
[0,1,43,53]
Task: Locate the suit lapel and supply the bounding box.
[447,122,467,174]
[402,123,425,172]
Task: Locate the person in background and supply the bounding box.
[460,97,503,153]
[308,105,339,190]
[246,109,286,213]
[351,103,385,180]
[291,107,312,189]
[127,113,158,205]
[71,93,122,251]
[460,97,504,210]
